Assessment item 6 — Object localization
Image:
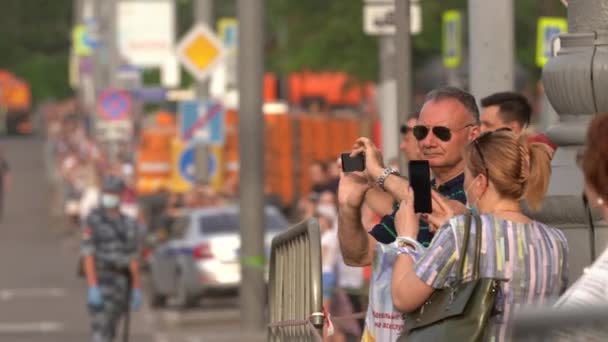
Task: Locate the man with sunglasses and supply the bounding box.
[338,86,479,341]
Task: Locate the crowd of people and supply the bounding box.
[43,98,139,227]
[334,87,597,341]
[293,159,367,341]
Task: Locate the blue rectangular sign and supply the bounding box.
[179,100,225,144]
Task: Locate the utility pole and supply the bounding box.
[395,0,412,173]
[106,0,120,164]
[72,0,84,101]
[468,0,514,99]
[193,0,213,184]
[238,0,266,333]
[378,37,399,166]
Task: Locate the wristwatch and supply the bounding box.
[376,167,400,191]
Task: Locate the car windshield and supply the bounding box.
[198,209,288,235]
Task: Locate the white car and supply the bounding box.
[147,205,288,308]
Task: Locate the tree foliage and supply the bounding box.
[267,0,567,84]
[0,0,567,101]
[0,0,73,101]
[267,0,378,82]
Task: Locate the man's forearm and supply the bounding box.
[363,187,394,216]
[383,174,410,202]
[129,260,141,289]
[338,205,373,266]
[84,255,97,287]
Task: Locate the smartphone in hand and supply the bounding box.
[341,153,365,172]
[408,160,432,213]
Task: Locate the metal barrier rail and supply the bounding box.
[268,218,324,341]
[512,305,608,341]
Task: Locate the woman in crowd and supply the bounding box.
[390,130,569,341]
[552,113,608,339]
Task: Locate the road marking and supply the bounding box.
[185,337,203,342]
[0,288,66,301]
[154,333,170,342]
[0,322,64,333]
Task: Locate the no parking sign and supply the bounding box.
[97,89,132,121]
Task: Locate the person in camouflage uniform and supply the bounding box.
[81,176,143,342]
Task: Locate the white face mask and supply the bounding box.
[101,194,121,208]
[316,204,338,221]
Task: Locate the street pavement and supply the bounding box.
[0,136,264,342]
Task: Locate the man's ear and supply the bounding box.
[469,125,481,141]
[508,122,522,134]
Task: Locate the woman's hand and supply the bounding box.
[394,187,419,238]
[423,191,461,232]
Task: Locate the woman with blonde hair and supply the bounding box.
[390,129,569,341]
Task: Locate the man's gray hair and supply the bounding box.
[424,86,480,123]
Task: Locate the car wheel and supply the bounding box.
[147,277,167,308]
[174,271,195,309]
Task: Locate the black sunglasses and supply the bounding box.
[413,123,474,142]
[400,124,412,135]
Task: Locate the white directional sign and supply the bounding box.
[363,1,421,36]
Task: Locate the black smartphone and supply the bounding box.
[341,153,365,172]
[408,160,432,213]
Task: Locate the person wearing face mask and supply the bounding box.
[80,175,143,342]
[390,130,569,341]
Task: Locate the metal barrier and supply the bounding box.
[268,218,324,341]
[512,305,608,341]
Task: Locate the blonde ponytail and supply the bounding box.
[522,136,552,211]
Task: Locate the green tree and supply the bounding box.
[267,0,378,82]
[0,0,73,101]
[266,0,567,85]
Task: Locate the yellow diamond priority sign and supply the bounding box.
[176,24,226,82]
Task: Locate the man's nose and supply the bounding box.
[420,131,437,148]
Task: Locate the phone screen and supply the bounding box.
[341,153,365,172]
[408,160,432,213]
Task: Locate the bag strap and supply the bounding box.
[472,215,483,280]
[456,213,472,282]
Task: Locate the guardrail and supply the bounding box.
[512,304,608,340]
[268,218,324,341]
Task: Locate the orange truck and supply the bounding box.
[224,110,367,208]
[135,112,176,194]
[0,70,33,135]
[135,109,367,208]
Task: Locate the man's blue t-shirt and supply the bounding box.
[369,173,466,247]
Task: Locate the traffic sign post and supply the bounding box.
[363,0,421,36]
[178,100,225,144]
[171,139,223,191]
[97,89,132,121]
[95,89,133,147]
[72,25,94,57]
[178,99,225,184]
[442,10,463,69]
[218,18,238,50]
[176,24,227,82]
[536,17,568,67]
